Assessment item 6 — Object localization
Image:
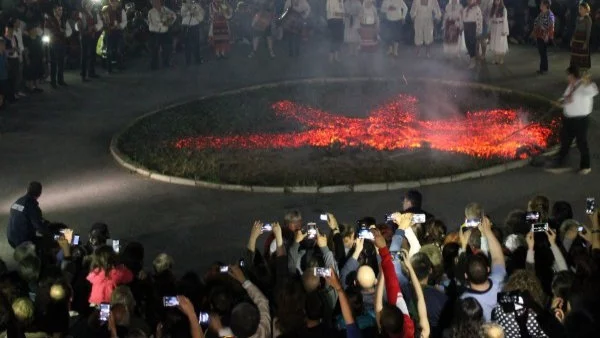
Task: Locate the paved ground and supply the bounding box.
[0,40,598,273]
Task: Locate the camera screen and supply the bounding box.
[412,214,426,224]
[314,267,331,277]
[586,198,596,215]
[73,235,80,246]
[320,214,328,221]
[112,240,120,253]
[531,223,549,233]
[358,228,374,240]
[307,223,317,239]
[219,266,229,273]
[163,296,179,307]
[525,212,540,223]
[99,303,110,321]
[391,251,404,261]
[465,218,481,228]
[53,234,60,241]
[261,224,272,232]
[199,312,210,324]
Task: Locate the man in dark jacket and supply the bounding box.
[7,181,49,248]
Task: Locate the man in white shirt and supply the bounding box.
[148,0,177,69]
[547,66,598,175]
[181,0,205,65]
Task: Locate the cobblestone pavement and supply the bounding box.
[0,41,597,272]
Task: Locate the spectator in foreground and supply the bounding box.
[7,181,48,249]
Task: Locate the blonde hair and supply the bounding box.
[481,323,505,338]
[153,253,174,274]
[12,297,35,326]
[465,203,484,220]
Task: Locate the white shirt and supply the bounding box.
[75,12,104,32]
[326,0,344,19]
[381,0,408,21]
[562,81,599,117]
[361,5,377,25]
[148,6,176,33]
[181,3,205,26]
[463,5,482,35]
[284,0,311,19]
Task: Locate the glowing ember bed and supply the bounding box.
[117,78,560,187]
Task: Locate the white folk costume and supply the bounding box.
[380,0,408,46]
[410,0,441,46]
[462,4,482,65]
[326,0,345,55]
[181,1,205,64]
[443,0,463,56]
[148,5,177,68]
[488,5,508,60]
[344,0,362,45]
[359,0,379,52]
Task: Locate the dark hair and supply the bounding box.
[90,245,117,276]
[304,291,324,321]
[275,280,305,334]
[451,298,484,338]
[27,181,42,198]
[442,242,460,279]
[423,219,447,247]
[541,0,551,7]
[404,190,423,209]
[380,303,404,335]
[567,65,581,78]
[121,241,145,274]
[466,253,489,285]
[504,209,529,235]
[230,302,260,338]
[551,201,573,228]
[411,252,433,281]
[345,288,364,318]
[490,0,505,17]
[18,255,41,284]
[552,271,575,300]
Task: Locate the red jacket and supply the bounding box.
[379,247,415,338]
[87,265,134,304]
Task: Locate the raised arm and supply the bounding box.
[318,232,339,275]
[480,217,505,268]
[230,265,271,338]
[340,238,363,289]
[403,251,430,338]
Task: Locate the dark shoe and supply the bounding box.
[58,81,68,86]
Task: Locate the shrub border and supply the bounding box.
[110,77,560,193]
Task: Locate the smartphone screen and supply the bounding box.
[358,227,374,240]
[219,266,229,273]
[465,218,481,228]
[99,303,110,322]
[525,212,540,223]
[320,214,328,221]
[314,267,331,277]
[586,198,596,215]
[53,234,60,241]
[531,223,549,233]
[307,223,317,239]
[412,214,426,224]
[199,312,210,325]
[163,296,179,307]
[112,240,120,253]
[72,235,80,246]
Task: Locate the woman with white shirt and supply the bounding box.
[283,0,311,57]
[547,66,598,175]
[443,0,463,57]
[344,0,362,55]
[359,0,379,52]
[326,0,345,62]
[381,0,408,57]
[488,0,508,65]
[410,0,441,57]
[462,0,482,69]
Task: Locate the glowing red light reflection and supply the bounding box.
[174,95,557,159]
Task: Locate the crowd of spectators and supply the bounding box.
[2,185,600,338]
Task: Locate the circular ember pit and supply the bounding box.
[117,78,560,187]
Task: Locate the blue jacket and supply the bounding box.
[7,194,48,247]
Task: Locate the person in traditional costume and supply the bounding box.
[148,0,177,69]
[344,0,362,55]
[532,0,554,74]
[208,0,233,59]
[326,0,345,62]
[181,0,205,65]
[359,0,379,52]
[44,3,73,87]
[488,0,508,64]
[381,0,408,57]
[410,0,441,57]
[283,0,310,57]
[570,2,592,72]
[102,0,127,73]
[249,0,276,58]
[478,0,493,61]
[22,23,44,92]
[462,0,482,68]
[443,0,463,57]
[76,0,103,81]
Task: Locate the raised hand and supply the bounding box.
[317,230,328,248]
[526,231,534,250]
[295,229,307,243]
[546,228,557,245]
[371,229,386,249]
[327,213,339,230]
[324,267,343,291]
[250,221,262,239]
[228,264,246,284]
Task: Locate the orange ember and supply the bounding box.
[174,95,557,159]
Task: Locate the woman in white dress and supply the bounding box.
[488,0,508,64]
[443,0,463,57]
[344,0,362,55]
[410,0,442,57]
[359,0,379,52]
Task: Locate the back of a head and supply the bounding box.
[284,210,302,224]
[455,297,484,324]
[380,303,404,336]
[528,195,550,220]
[504,209,528,235]
[404,189,422,209]
[111,285,136,311]
[356,265,376,289]
[230,302,260,338]
[423,220,447,246]
[552,271,575,299]
[91,245,117,272]
[464,202,484,220]
[503,270,546,309]
[121,241,145,274]
[275,280,306,333]
[552,201,573,225]
[153,253,174,274]
[466,253,489,285]
[26,181,42,198]
[419,244,442,279]
[410,253,433,281]
[13,241,36,264]
[18,255,41,284]
[481,322,505,338]
[12,297,34,327]
[302,268,320,293]
[89,223,110,248]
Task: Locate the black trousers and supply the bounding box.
[537,38,548,72]
[106,30,124,72]
[183,24,202,64]
[149,32,172,69]
[328,19,344,53]
[49,43,65,84]
[288,32,301,56]
[557,115,590,169]
[464,22,477,58]
[6,58,19,101]
[80,34,98,78]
